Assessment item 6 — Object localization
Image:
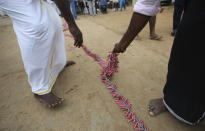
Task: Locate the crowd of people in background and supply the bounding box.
[0,0,183,38]
[69,0,129,18]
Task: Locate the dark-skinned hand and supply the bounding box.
[113,43,126,53]
[69,25,83,48]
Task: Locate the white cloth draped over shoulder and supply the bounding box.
[0,0,66,95]
[133,0,161,16]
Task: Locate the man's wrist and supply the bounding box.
[64,18,76,28]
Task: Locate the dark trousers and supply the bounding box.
[164,0,205,124]
[100,5,107,13]
[173,4,184,30]
[113,2,119,10]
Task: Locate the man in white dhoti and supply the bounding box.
[0,0,83,108]
[113,0,162,53]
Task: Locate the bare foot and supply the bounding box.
[148,98,167,116]
[150,34,162,41]
[34,92,64,108]
[65,61,76,67]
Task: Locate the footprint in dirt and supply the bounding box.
[65,85,79,94]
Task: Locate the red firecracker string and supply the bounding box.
[64,30,149,131]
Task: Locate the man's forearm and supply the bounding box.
[53,0,77,27]
[119,13,150,50]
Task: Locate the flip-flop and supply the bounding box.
[150,35,162,41]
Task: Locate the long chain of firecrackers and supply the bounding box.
[64,31,149,131]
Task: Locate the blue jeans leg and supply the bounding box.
[120,0,125,11]
[70,0,77,19]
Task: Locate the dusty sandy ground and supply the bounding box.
[0,6,204,131]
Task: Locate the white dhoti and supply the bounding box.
[133,0,161,16]
[0,0,66,95]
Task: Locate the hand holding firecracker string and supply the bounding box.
[64,30,149,131]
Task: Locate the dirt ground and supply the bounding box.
[0,6,204,131]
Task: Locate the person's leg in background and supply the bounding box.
[120,0,125,11]
[100,5,106,13]
[104,5,107,13]
[149,15,162,40]
[119,0,123,11]
[69,0,78,19]
[113,2,118,11]
[171,4,184,36]
[99,5,102,13]
[92,0,97,15]
[123,0,126,10]
[113,2,116,11]
[88,0,94,16]
[95,1,98,14]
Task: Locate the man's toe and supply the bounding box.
[148,105,155,110]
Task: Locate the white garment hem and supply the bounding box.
[133,9,159,16]
[163,98,205,126]
[32,76,57,95]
